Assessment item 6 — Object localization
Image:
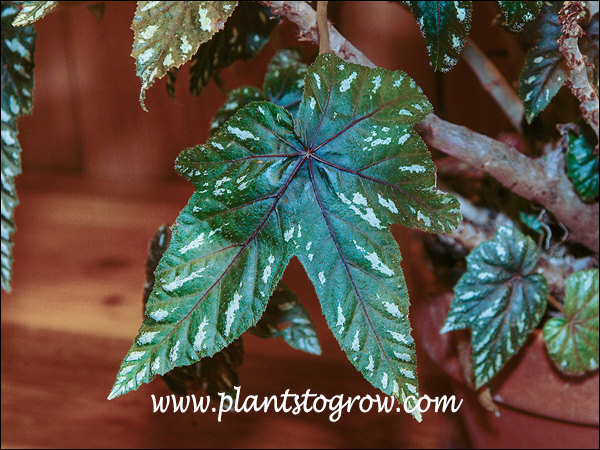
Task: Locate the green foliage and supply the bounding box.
[141,224,319,399]
[12,1,57,26]
[210,49,306,134]
[109,53,460,419]
[565,127,599,202]
[131,1,238,109]
[249,281,321,355]
[1,2,36,292]
[497,1,542,33]
[188,2,276,96]
[543,269,599,375]
[405,1,472,72]
[442,226,548,387]
[519,2,568,123]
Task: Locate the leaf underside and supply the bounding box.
[519,2,568,123]
[442,226,548,388]
[210,49,307,134]
[131,1,238,109]
[565,129,599,202]
[110,53,460,421]
[1,3,36,292]
[497,1,543,33]
[405,1,473,72]
[188,2,276,96]
[249,281,321,355]
[543,269,599,376]
[12,1,57,26]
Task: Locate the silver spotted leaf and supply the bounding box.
[210,49,307,134]
[497,1,542,33]
[131,1,238,110]
[1,2,36,292]
[565,127,599,202]
[519,2,568,123]
[405,1,473,72]
[249,281,321,355]
[442,225,548,388]
[110,54,461,421]
[12,1,57,26]
[188,2,276,96]
[142,224,244,400]
[543,269,599,376]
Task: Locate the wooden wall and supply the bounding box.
[19,1,516,181]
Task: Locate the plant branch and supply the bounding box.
[259,1,375,67]
[316,1,330,54]
[259,0,599,253]
[461,38,524,132]
[558,1,599,148]
[439,193,596,298]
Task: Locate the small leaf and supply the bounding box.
[250,281,321,355]
[210,50,306,134]
[12,1,57,26]
[519,211,544,234]
[131,1,238,109]
[189,2,276,96]
[405,1,473,72]
[519,2,568,123]
[565,127,599,202]
[442,225,548,388]
[497,1,542,33]
[87,3,106,23]
[543,269,599,375]
[110,53,460,421]
[266,48,304,71]
[1,2,36,292]
[210,86,264,134]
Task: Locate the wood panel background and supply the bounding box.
[3,1,519,448]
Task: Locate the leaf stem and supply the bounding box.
[317,1,330,54]
[547,293,568,317]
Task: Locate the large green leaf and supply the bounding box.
[210,49,307,134]
[519,2,568,123]
[405,1,473,72]
[565,127,599,202]
[249,281,321,355]
[1,2,36,292]
[188,2,276,96]
[109,53,460,419]
[497,1,542,33]
[131,1,238,109]
[442,225,548,387]
[543,269,599,375]
[12,1,57,26]
[141,225,318,398]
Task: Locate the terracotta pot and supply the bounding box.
[412,290,599,448]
